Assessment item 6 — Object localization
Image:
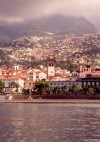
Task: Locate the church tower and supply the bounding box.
[47,55,56,77]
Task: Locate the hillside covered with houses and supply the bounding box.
[0,32,100,72]
[0,55,100,98]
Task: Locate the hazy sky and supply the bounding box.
[0,0,99,23]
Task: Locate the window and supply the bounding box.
[29,72,33,76]
[29,77,33,80]
[2,71,4,74]
[76,83,79,85]
[57,82,60,85]
[36,76,39,78]
[61,82,64,85]
[49,63,54,67]
[68,83,71,85]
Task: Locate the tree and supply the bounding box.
[84,85,95,95]
[61,85,67,94]
[69,85,82,94]
[88,87,95,94]
[10,82,19,94]
[34,80,49,95]
[53,86,60,95]
[95,86,100,94]
[0,80,5,95]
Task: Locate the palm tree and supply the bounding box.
[61,85,67,94]
[84,85,95,95]
[70,84,82,94]
[53,86,60,95]
[0,80,5,95]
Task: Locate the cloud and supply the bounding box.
[0,0,100,23]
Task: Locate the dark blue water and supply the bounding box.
[0,103,100,142]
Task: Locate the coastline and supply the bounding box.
[0,99,100,104]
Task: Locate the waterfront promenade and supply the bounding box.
[0,99,100,104]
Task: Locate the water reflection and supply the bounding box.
[0,103,100,142]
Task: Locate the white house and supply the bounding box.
[0,76,24,93]
[36,72,47,80]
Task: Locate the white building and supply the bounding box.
[0,76,24,93]
[47,56,56,77]
[36,71,47,80]
[48,81,82,90]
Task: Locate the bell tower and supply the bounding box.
[47,55,56,77]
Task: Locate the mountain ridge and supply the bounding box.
[0,14,97,41]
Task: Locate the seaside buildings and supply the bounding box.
[0,56,100,94]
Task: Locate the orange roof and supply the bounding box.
[55,73,67,77]
[5,70,12,74]
[80,71,92,74]
[0,75,22,80]
[21,72,28,76]
[24,80,34,83]
[22,70,27,73]
[92,71,100,75]
[0,75,6,79]
[36,71,47,75]
[9,76,21,79]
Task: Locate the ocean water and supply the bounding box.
[0,103,100,142]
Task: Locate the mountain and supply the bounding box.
[0,23,24,41]
[0,15,97,41]
[22,15,96,35]
[89,15,100,30]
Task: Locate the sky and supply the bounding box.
[0,0,100,24]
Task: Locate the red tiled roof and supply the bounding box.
[24,80,34,83]
[0,75,22,80]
